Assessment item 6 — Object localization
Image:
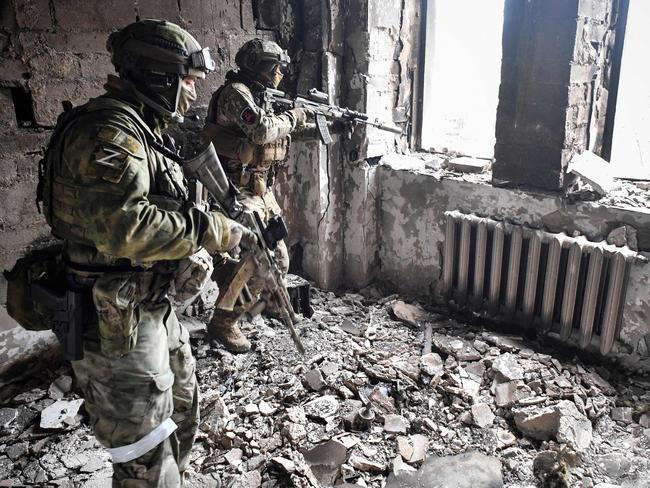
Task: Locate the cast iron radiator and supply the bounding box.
[442,211,646,354]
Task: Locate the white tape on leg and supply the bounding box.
[108,417,178,464]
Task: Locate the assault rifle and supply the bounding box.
[264,88,402,145]
[184,143,305,354]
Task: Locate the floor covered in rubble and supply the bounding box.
[1,287,649,488]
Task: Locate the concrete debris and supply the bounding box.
[304,368,326,391]
[303,440,348,485]
[568,150,620,196]
[40,399,84,430]
[0,407,18,428]
[471,403,495,428]
[386,451,503,488]
[384,414,409,434]
[419,353,444,377]
[389,300,428,328]
[431,333,481,361]
[48,375,73,400]
[443,156,491,174]
[350,454,386,473]
[610,406,633,424]
[513,400,593,451]
[491,353,525,382]
[607,225,638,250]
[1,287,649,487]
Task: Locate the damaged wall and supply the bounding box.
[493,0,620,191]
[375,157,650,360]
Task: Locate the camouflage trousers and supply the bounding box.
[72,299,199,487]
[210,185,289,330]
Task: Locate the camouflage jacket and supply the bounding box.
[204,71,297,170]
[43,76,233,270]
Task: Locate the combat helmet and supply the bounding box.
[235,38,290,78]
[107,19,216,122]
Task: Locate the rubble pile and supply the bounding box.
[1,288,649,487]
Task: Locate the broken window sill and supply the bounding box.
[378,152,650,212]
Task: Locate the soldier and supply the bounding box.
[203,38,311,353]
[40,20,255,486]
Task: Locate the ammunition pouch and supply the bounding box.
[4,244,88,360]
[5,244,65,332]
[92,272,141,358]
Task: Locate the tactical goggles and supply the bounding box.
[190,47,217,74]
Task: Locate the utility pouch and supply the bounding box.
[92,273,140,358]
[4,244,65,332]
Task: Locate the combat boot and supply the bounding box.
[208,311,251,353]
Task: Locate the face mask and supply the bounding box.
[271,70,284,88]
[177,81,197,117]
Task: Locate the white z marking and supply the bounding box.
[96,148,122,167]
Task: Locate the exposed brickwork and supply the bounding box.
[494,0,617,191]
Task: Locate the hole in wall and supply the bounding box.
[10,86,36,128]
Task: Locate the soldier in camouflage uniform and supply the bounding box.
[203,38,311,353]
[40,20,255,486]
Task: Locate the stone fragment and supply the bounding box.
[229,470,262,488]
[568,150,619,195]
[389,301,428,328]
[471,403,495,428]
[304,368,326,391]
[225,448,244,466]
[259,400,275,416]
[495,429,517,449]
[303,440,348,485]
[443,156,490,173]
[0,407,18,428]
[271,456,295,473]
[6,441,29,461]
[80,456,105,473]
[610,406,633,424]
[340,318,363,336]
[386,451,503,488]
[494,381,532,407]
[48,375,73,400]
[243,403,259,415]
[368,386,397,414]
[409,434,428,463]
[350,454,386,473]
[304,395,339,421]
[396,436,413,461]
[392,455,417,475]
[384,414,409,434]
[40,399,84,430]
[513,400,592,451]
[639,413,650,428]
[465,361,486,379]
[13,388,47,404]
[491,353,524,382]
[595,452,632,478]
[61,453,90,470]
[419,353,444,377]
[282,422,307,445]
[432,334,481,361]
[607,225,638,250]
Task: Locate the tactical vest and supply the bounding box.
[204,77,289,172]
[39,96,189,270]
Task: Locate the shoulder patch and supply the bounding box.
[240,107,257,125]
[95,126,144,158]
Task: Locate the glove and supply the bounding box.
[224,219,258,251]
[289,107,313,130]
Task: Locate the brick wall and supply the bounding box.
[493,0,618,191]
